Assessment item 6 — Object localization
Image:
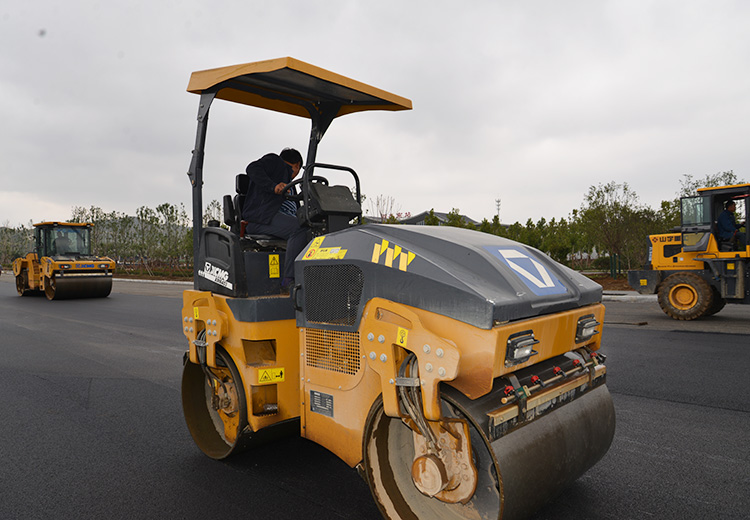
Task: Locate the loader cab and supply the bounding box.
[679,184,749,254]
[186,58,411,299]
[35,222,92,258]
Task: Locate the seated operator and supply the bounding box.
[241,148,308,291]
[53,231,72,255]
[717,199,746,249]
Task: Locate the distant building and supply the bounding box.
[363,210,482,226]
[401,211,481,226]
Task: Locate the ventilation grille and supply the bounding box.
[303,264,364,326]
[305,329,361,375]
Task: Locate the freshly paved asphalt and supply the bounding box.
[0,275,747,519]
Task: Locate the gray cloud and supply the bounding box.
[2,0,749,228]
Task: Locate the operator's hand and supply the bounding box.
[274,182,287,195]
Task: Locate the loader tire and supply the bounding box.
[705,286,726,317]
[658,272,712,320]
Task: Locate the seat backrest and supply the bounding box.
[223,195,239,234]
[236,173,249,194]
[234,174,250,223]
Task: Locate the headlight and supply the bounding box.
[575,315,600,343]
[98,264,109,269]
[505,330,539,367]
[59,264,71,269]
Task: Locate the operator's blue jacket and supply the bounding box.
[241,153,293,225]
[717,209,740,240]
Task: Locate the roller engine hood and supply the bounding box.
[296,224,601,330]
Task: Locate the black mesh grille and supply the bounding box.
[303,264,364,326]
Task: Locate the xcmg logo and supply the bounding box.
[484,247,568,296]
[198,261,233,290]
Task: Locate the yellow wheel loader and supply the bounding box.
[628,184,749,320]
[180,57,615,519]
[12,222,115,300]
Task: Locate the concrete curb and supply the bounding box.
[113,278,193,286]
[602,291,656,302]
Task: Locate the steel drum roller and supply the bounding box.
[363,385,615,520]
[45,276,113,300]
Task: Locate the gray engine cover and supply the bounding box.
[294,224,601,331]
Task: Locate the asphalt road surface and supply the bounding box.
[0,276,748,520]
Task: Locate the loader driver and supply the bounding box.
[717,200,746,250]
[241,148,307,291]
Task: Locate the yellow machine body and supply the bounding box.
[12,222,115,300]
[628,184,749,319]
[180,57,615,519]
[182,289,605,468]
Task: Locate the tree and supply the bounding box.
[445,208,475,229]
[203,199,225,227]
[0,222,33,265]
[678,170,744,197]
[367,195,401,223]
[578,182,652,270]
[424,209,440,226]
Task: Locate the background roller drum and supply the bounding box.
[657,272,713,320]
[44,275,113,300]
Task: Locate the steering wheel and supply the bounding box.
[283,175,329,201]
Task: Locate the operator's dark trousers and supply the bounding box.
[244,213,308,281]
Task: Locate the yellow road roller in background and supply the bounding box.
[180,57,615,519]
[12,222,115,300]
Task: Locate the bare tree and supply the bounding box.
[367,195,401,223]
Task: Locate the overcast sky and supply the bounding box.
[2,1,749,228]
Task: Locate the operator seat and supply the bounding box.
[53,235,72,255]
[222,174,286,250]
[712,221,737,252]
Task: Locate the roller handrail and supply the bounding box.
[300,162,362,226]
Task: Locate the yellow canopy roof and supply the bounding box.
[34,222,91,228]
[697,183,750,194]
[187,57,412,119]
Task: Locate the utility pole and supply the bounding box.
[495,197,501,222]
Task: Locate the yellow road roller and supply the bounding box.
[180,57,615,519]
[12,222,115,300]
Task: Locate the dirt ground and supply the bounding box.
[587,275,631,291]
